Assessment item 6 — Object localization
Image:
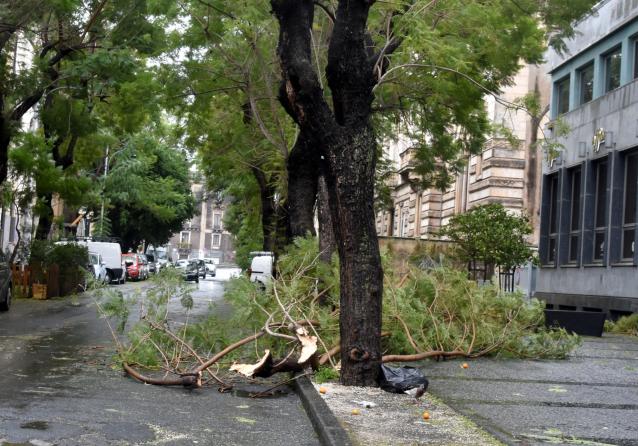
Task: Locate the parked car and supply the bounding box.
[72,240,124,284]
[202,258,217,277]
[145,253,158,274]
[175,259,199,283]
[88,252,108,284]
[138,254,151,277]
[248,251,274,287]
[0,249,12,311]
[195,259,206,279]
[119,259,127,284]
[123,253,148,281]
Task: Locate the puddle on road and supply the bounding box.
[19,421,49,430]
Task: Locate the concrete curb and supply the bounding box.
[293,376,354,446]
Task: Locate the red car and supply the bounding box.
[122,253,148,281]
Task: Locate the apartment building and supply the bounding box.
[377,63,549,245]
[167,183,234,263]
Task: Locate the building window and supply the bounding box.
[206,201,213,230]
[603,47,621,93]
[547,174,560,264]
[213,234,221,248]
[475,153,483,179]
[593,159,608,261]
[634,39,638,80]
[578,63,594,105]
[400,207,409,237]
[180,231,190,245]
[568,167,582,263]
[213,213,221,230]
[555,76,570,115]
[622,152,638,260]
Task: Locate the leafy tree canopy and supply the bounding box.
[439,203,535,270]
[101,130,195,252]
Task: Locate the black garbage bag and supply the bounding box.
[379,365,429,394]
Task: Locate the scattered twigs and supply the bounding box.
[273,284,299,329]
[396,313,422,353]
[146,319,228,387]
[303,310,335,369]
[264,313,297,342]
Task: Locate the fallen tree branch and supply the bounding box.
[319,332,392,366]
[194,331,266,374]
[382,350,467,363]
[123,362,202,387]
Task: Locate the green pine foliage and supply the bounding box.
[383,267,579,359]
[605,314,638,336]
[99,236,579,374]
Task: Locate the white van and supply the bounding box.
[248,251,274,286]
[77,241,124,284]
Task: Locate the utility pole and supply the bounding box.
[99,146,110,237]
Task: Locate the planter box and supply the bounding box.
[544,309,606,337]
[32,284,48,300]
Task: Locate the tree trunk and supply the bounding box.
[271,0,384,386]
[35,192,54,240]
[286,130,318,239]
[251,166,279,253]
[324,128,383,387]
[317,172,335,263]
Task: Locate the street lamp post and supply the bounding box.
[98,145,133,238]
[99,146,111,237]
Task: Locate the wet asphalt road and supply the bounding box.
[422,335,638,446]
[0,277,319,446]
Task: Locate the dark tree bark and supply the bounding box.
[317,172,335,263]
[272,0,385,386]
[34,89,77,239]
[287,130,318,239]
[251,166,280,253]
[35,192,54,240]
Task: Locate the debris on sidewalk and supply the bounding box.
[314,382,503,446]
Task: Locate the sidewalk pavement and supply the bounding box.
[312,380,502,445]
[308,334,638,446]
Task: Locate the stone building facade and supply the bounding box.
[376,64,549,245]
[167,183,235,263]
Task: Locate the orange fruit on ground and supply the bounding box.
[351,409,360,415]
[319,387,327,394]
[422,411,431,420]
[461,362,469,369]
